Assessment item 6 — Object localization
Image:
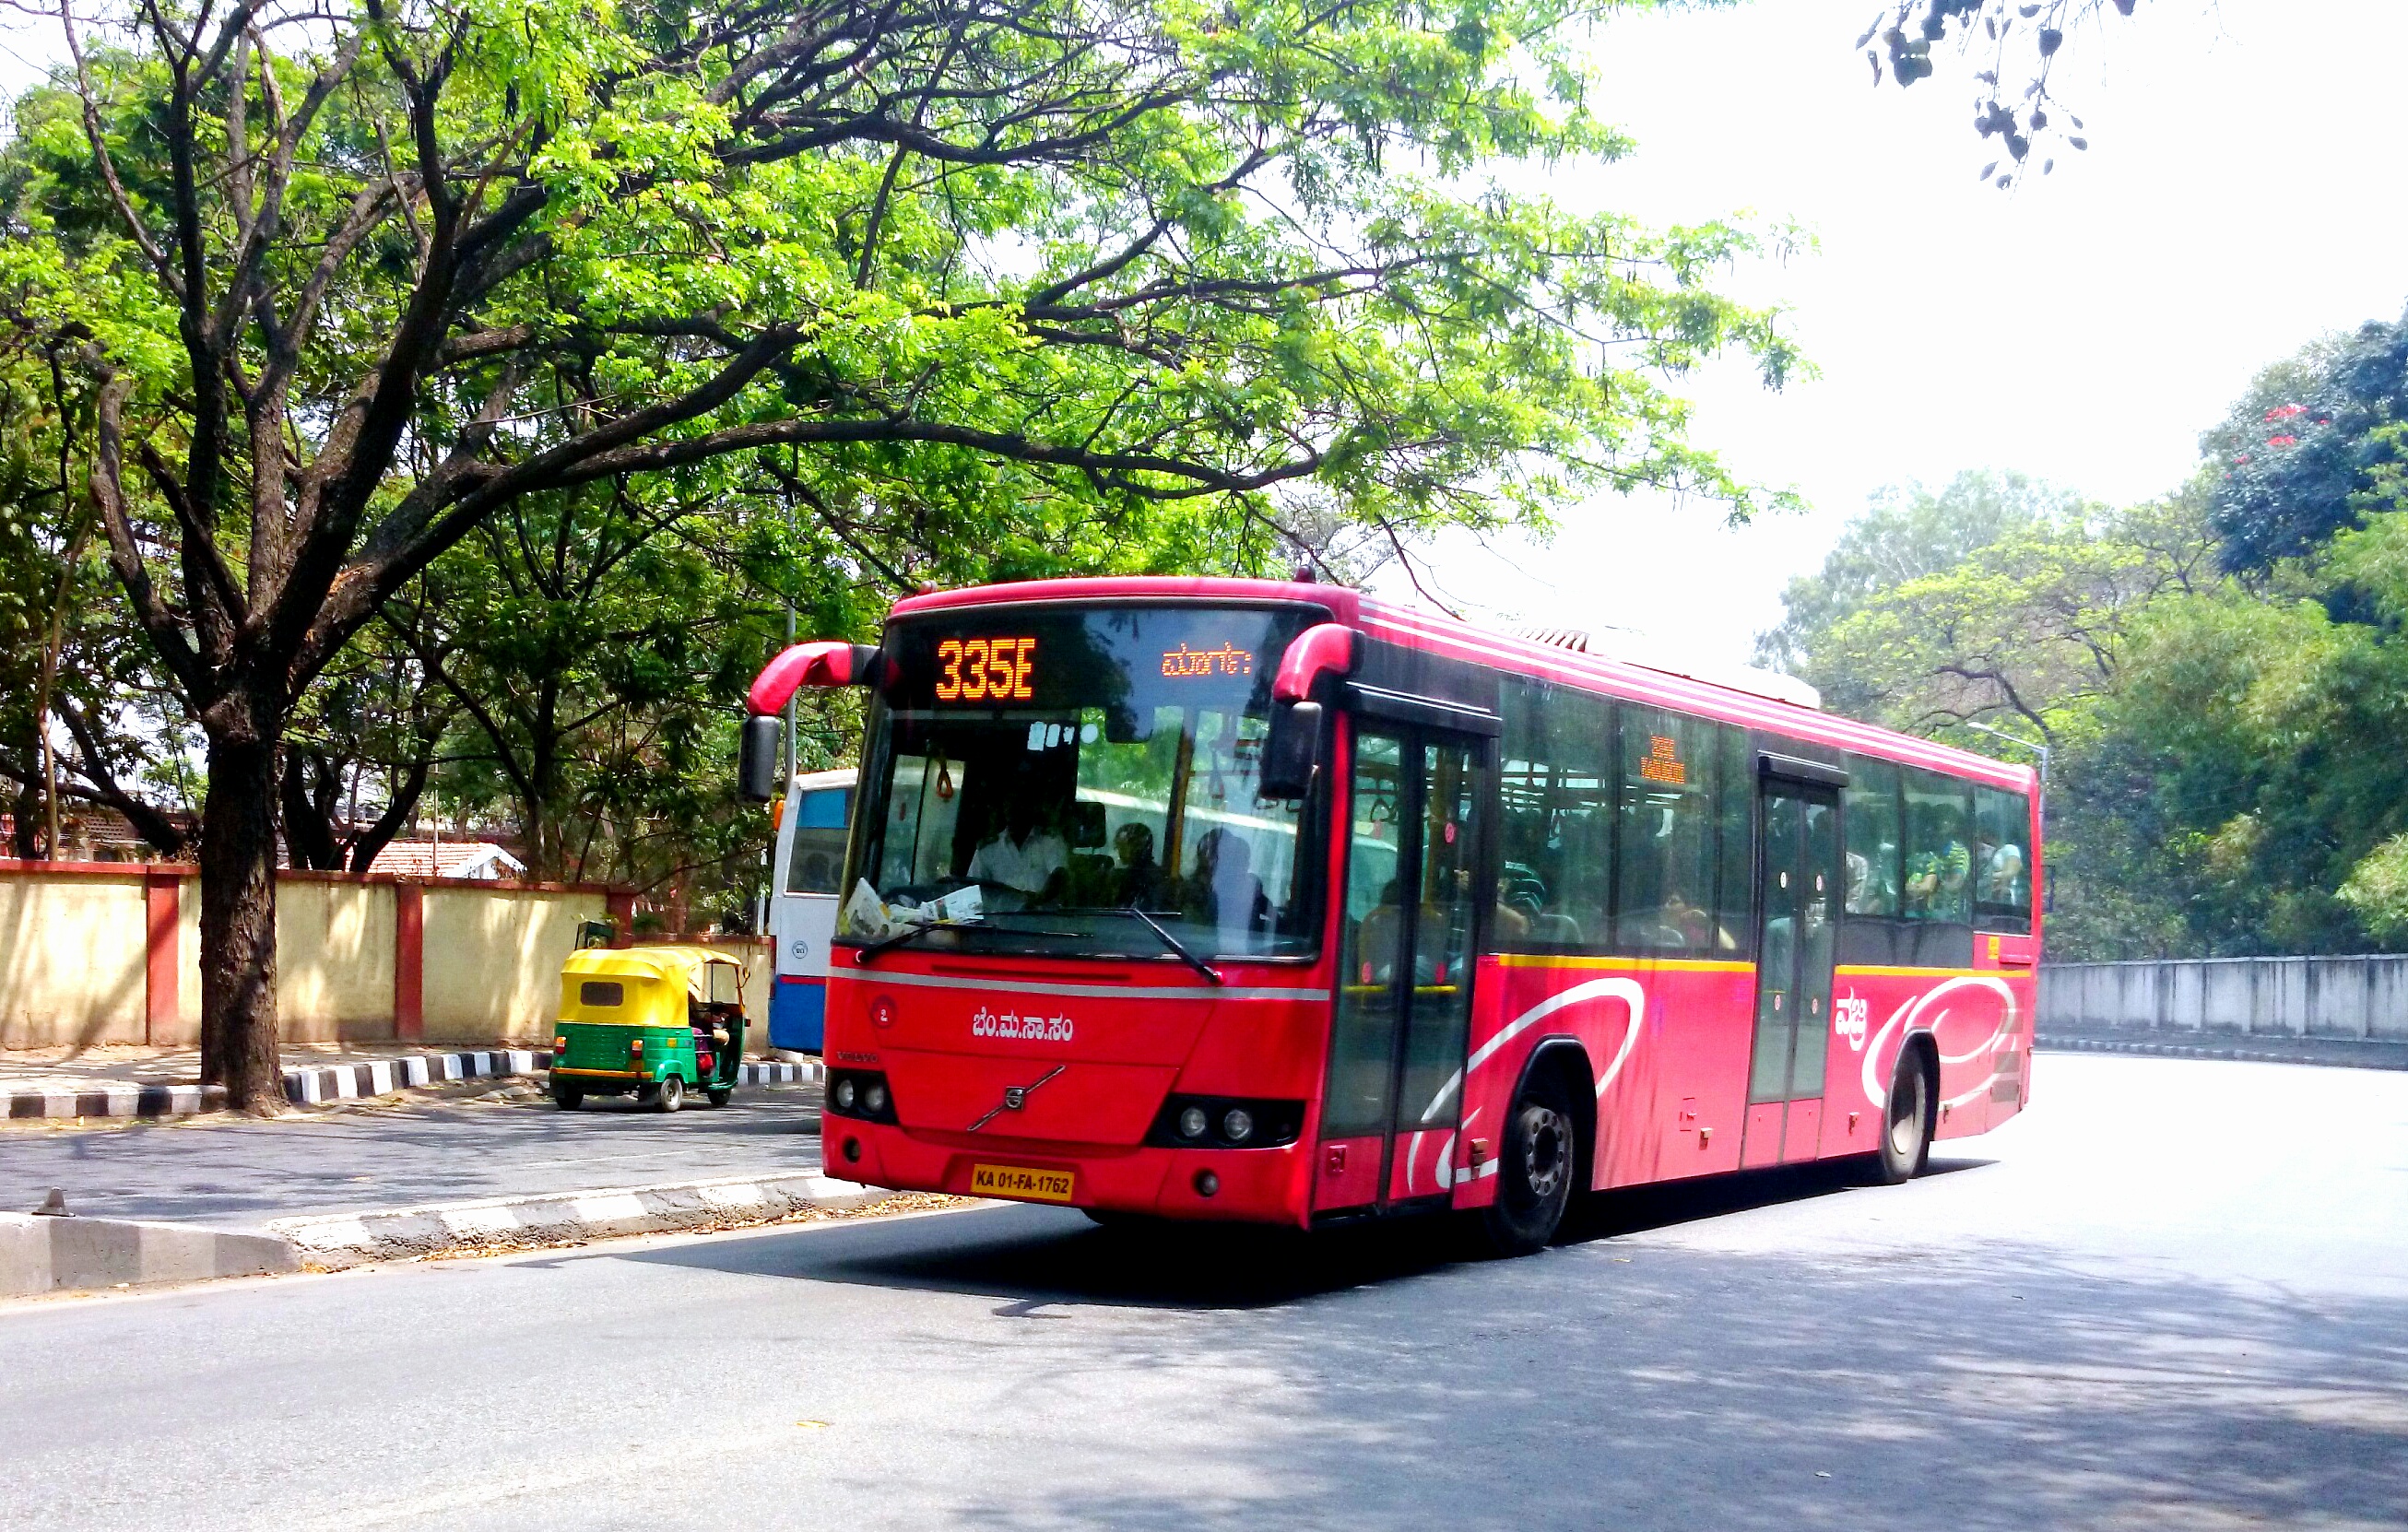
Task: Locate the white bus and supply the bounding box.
[765,768,855,1052]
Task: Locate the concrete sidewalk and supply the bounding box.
[1,1079,827,1226]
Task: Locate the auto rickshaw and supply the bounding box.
[549,945,749,1112]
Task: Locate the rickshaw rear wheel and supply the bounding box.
[706,1088,732,1107]
[550,1084,583,1110]
[655,1075,686,1114]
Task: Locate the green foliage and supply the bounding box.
[1757,470,2185,733]
[0,0,1805,962]
[1771,455,2408,958]
[2339,833,2408,942]
[2206,310,2408,574]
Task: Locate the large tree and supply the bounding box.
[2,0,1800,1111]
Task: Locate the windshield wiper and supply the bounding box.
[852,919,954,962]
[1113,906,1224,986]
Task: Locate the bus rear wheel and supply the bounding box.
[1876,1049,1932,1184]
[1481,1070,1577,1256]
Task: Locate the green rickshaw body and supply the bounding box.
[549,946,749,1111]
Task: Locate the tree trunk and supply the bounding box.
[198,718,286,1115]
[8,775,39,859]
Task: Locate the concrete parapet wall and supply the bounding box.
[2040,955,2408,1041]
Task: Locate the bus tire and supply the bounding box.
[655,1075,685,1114]
[550,1085,582,1110]
[1481,1069,1577,1256]
[1876,1045,1932,1184]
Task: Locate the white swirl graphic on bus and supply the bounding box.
[1859,975,2017,1113]
[1412,977,1648,1194]
[970,1006,1075,1043]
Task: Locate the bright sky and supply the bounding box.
[1389,0,2408,663]
[6,3,2404,668]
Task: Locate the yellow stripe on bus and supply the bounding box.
[1493,954,1755,974]
[1834,965,2017,979]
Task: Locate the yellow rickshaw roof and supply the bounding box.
[561,944,746,1014]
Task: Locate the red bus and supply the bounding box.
[740,576,2038,1254]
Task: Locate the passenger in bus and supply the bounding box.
[968,795,1068,910]
[1905,809,1970,918]
[1190,826,1268,945]
[1113,821,1170,910]
[1485,874,1531,943]
[1979,841,2026,905]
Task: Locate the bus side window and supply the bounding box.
[1903,769,1975,966]
[1973,784,2033,935]
[1494,678,1611,953]
[1838,756,1901,965]
[786,786,853,894]
[1713,725,1753,960]
[1613,706,1718,956]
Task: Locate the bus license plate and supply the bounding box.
[970,1163,1076,1203]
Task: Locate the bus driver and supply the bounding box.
[969,796,1068,910]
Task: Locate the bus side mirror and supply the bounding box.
[1258,701,1323,799]
[738,714,783,803]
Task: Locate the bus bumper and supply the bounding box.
[823,1118,1311,1226]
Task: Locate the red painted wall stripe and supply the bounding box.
[395,882,425,1042]
[144,870,180,1045]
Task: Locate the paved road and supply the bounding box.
[3,1054,2403,1531]
[0,1083,822,1226]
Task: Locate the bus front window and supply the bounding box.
[844,605,1323,960]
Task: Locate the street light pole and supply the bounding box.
[1956,716,2048,803]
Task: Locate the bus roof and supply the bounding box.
[887,576,2037,794]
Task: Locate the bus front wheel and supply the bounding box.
[1481,1070,1576,1256]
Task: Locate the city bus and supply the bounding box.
[765,768,856,1053]
[738,576,2038,1253]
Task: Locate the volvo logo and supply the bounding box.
[967,1065,1066,1132]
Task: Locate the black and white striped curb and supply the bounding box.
[3,1051,824,1121]
[3,1210,298,1300]
[738,1059,823,1086]
[267,1169,880,1269]
[5,1083,225,1121]
[2036,1033,2408,1071]
[283,1048,551,1105]
[287,1050,822,1104]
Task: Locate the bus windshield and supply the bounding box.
[844,604,1324,960]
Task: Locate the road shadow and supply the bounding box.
[619,1155,1996,1312]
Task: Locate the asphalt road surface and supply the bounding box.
[4,1054,2403,1531]
[0,1082,822,1225]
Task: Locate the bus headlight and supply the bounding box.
[1147,1095,1302,1149]
[827,1069,897,1125]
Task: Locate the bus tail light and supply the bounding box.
[1148,1095,1302,1149]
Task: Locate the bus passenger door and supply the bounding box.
[1316,725,1486,1214]
[1743,776,1840,1166]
